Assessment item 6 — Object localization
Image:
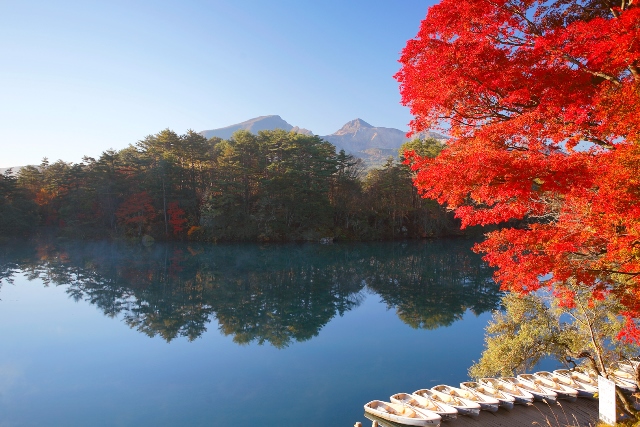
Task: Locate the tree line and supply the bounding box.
[0,129,471,241]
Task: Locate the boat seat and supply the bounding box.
[401,408,416,418]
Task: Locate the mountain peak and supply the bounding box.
[335,118,372,135]
[200,115,312,140]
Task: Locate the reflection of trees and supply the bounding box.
[362,240,501,329]
[0,238,501,345]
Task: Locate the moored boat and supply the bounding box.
[364,400,440,426]
[615,361,639,375]
[523,373,578,401]
[418,386,480,416]
[502,376,558,402]
[573,366,637,394]
[432,384,499,412]
[611,364,639,392]
[413,388,466,418]
[460,381,515,410]
[479,378,534,404]
[537,371,597,398]
[554,368,599,391]
[391,393,453,422]
[365,411,415,427]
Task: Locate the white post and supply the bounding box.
[598,375,617,425]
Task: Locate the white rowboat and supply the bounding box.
[610,365,639,392]
[432,384,499,412]
[574,366,637,394]
[554,369,599,391]
[538,371,597,398]
[502,376,558,402]
[364,400,440,426]
[479,378,534,404]
[421,386,481,417]
[523,373,578,401]
[460,381,515,410]
[390,393,451,422]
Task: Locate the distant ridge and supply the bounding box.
[198,115,448,168]
[200,115,313,140]
[0,166,28,175]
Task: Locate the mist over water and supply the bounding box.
[0,238,502,426]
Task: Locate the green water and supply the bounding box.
[0,238,502,426]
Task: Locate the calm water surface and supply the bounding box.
[0,238,502,426]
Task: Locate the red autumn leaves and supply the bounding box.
[397,0,640,340]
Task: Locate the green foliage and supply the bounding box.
[399,137,444,161]
[361,158,461,239]
[469,286,639,379]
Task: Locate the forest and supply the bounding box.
[0,128,470,242]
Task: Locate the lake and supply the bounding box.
[0,238,503,426]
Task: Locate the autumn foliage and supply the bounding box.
[396,1,640,340]
[115,192,156,235]
[167,202,187,236]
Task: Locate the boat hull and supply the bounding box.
[460,382,514,410]
[541,371,597,399]
[389,393,446,423]
[428,387,481,417]
[410,391,458,421]
[364,401,439,426]
[504,377,557,403]
[479,378,534,405]
[364,412,436,427]
[434,384,498,413]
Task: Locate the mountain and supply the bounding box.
[320,118,447,168]
[321,118,406,153]
[200,115,312,140]
[198,115,448,169]
[0,166,27,175]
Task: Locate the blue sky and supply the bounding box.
[0,1,436,167]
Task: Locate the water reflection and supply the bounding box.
[0,238,501,346]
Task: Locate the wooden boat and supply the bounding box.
[479,378,534,404]
[460,381,515,410]
[501,376,558,402]
[417,387,480,416]
[432,384,499,412]
[390,393,452,422]
[364,400,440,426]
[537,371,597,398]
[525,373,578,401]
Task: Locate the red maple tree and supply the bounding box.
[115,192,156,236]
[396,1,640,341]
[167,202,188,236]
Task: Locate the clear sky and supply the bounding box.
[0,0,436,168]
